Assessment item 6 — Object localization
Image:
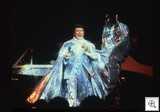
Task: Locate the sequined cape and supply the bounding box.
[26,20,130,107]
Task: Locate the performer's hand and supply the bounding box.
[82,43,91,53]
[82,43,87,51]
[105,14,110,22]
[65,53,71,59]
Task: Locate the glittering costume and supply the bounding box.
[26,15,130,107]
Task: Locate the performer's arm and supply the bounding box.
[58,43,71,65]
[82,43,98,59]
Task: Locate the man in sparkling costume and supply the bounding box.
[26,15,130,107]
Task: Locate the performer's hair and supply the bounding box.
[73,23,85,31]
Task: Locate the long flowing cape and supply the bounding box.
[26,15,131,105]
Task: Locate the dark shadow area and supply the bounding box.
[47,97,69,109]
[80,96,106,110]
[119,72,153,111]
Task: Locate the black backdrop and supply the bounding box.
[9,0,153,65]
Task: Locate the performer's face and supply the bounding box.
[74,27,84,40]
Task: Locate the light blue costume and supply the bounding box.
[40,37,109,107]
[27,16,130,107]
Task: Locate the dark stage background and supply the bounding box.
[3,0,157,112]
[9,0,153,65]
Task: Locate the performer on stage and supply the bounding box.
[26,14,131,107]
